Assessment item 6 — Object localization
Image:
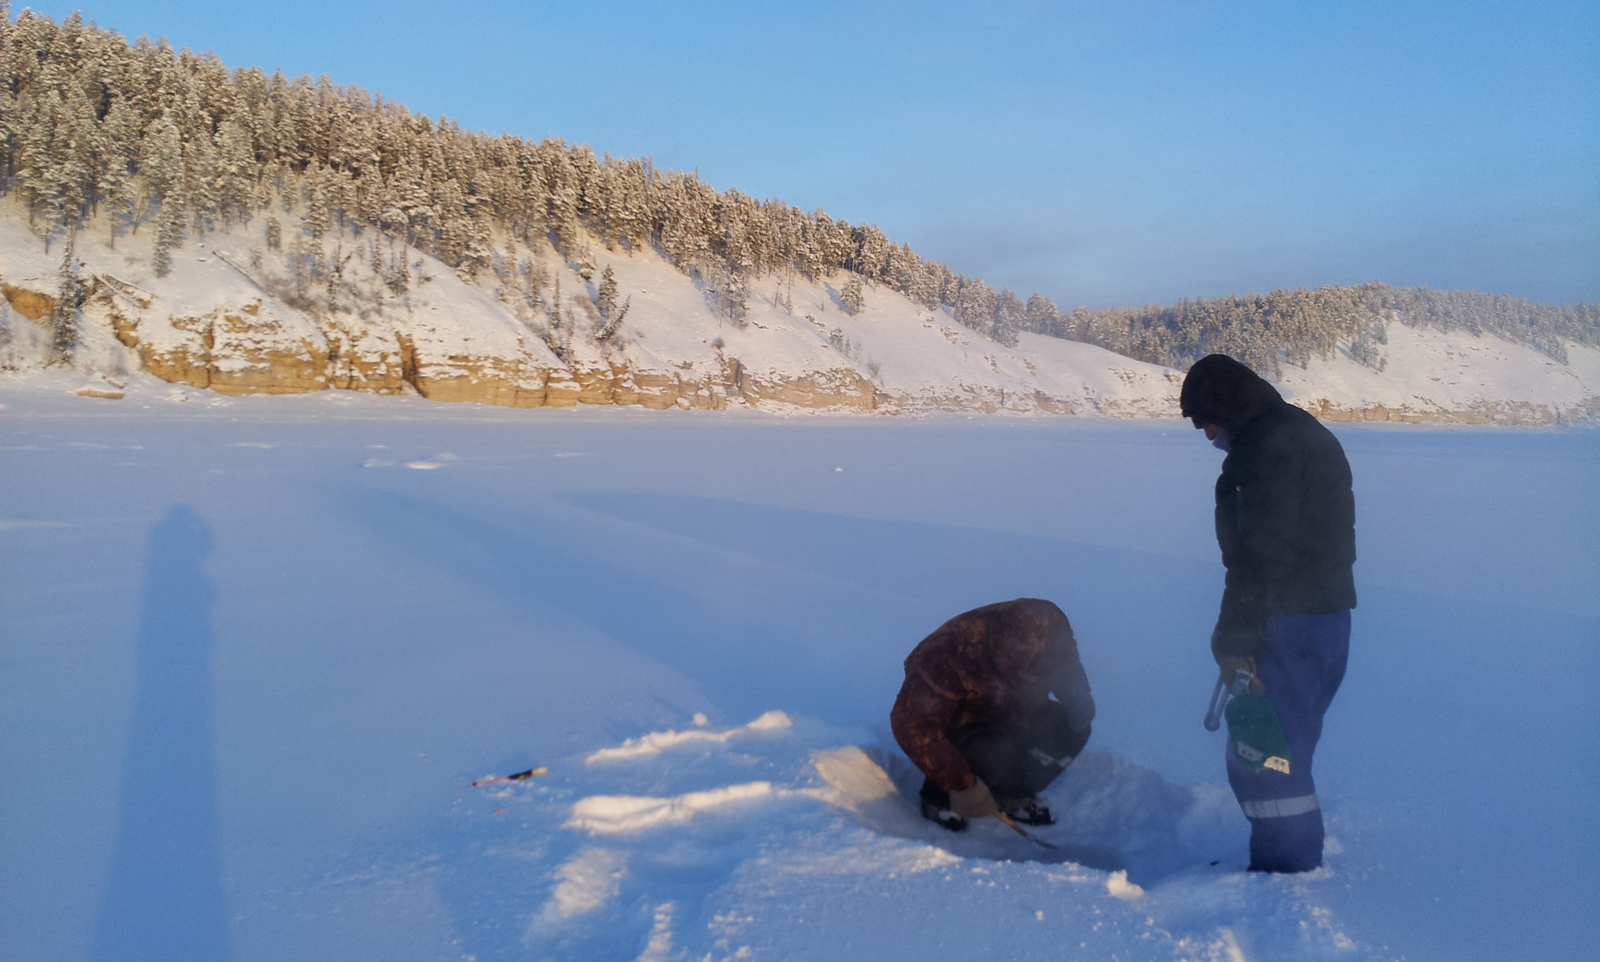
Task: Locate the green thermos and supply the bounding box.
[1204,668,1291,775]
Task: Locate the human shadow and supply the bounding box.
[90,506,228,962]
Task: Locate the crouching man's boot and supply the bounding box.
[920,777,998,832]
[998,795,1055,827]
[918,781,967,831]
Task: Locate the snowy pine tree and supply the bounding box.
[839,276,865,315]
[594,265,630,340]
[48,232,84,365]
[0,8,1589,370]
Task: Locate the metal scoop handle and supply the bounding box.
[1203,677,1228,731]
[994,811,1059,850]
[1204,669,1254,731]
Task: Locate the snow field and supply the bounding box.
[0,386,1595,961]
[464,710,1352,961]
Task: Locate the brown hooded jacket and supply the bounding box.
[890,599,1094,792]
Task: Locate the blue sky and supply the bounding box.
[26,0,1600,307]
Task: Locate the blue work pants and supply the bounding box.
[1226,609,1350,872]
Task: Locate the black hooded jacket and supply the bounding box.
[1180,355,1357,657]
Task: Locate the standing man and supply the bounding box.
[891,598,1094,831]
[1181,354,1356,873]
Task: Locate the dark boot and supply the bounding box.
[998,795,1055,826]
[918,779,968,832]
[951,708,1089,802]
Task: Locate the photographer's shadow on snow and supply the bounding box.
[92,505,229,962]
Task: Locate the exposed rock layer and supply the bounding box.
[1302,397,1600,426]
[4,274,1592,424]
[2,282,54,321]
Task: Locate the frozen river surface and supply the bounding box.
[2,382,1596,961]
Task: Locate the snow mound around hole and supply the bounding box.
[526,847,629,937]
[566,781,802,835]
[813,744,1249,882]
[586,710,794,763]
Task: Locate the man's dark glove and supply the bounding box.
[1212,588,1268,658]
[1214,654,1264,693]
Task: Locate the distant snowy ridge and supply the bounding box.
[0,199,1185,417]
[4,201,1597,423]
[1278,325,1600,425]
[3,9,1596,423]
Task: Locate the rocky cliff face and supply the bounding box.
[69,287,890,413]
[1,278,964,414]
[2,206,1595,424]
[1299,398,1599,426]
[0,207,1187,417]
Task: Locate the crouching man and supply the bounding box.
[891,598,1094,831]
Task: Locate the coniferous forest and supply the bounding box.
[2,6,1595,376]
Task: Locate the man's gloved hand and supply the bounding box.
[949,778,998,818]
[1215,654,1265,693]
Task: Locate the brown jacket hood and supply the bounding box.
[890,599,1093,792]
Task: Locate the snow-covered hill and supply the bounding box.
[1278,323,1600,425]
[3,201,1596,422]
[0,203,1182,417]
